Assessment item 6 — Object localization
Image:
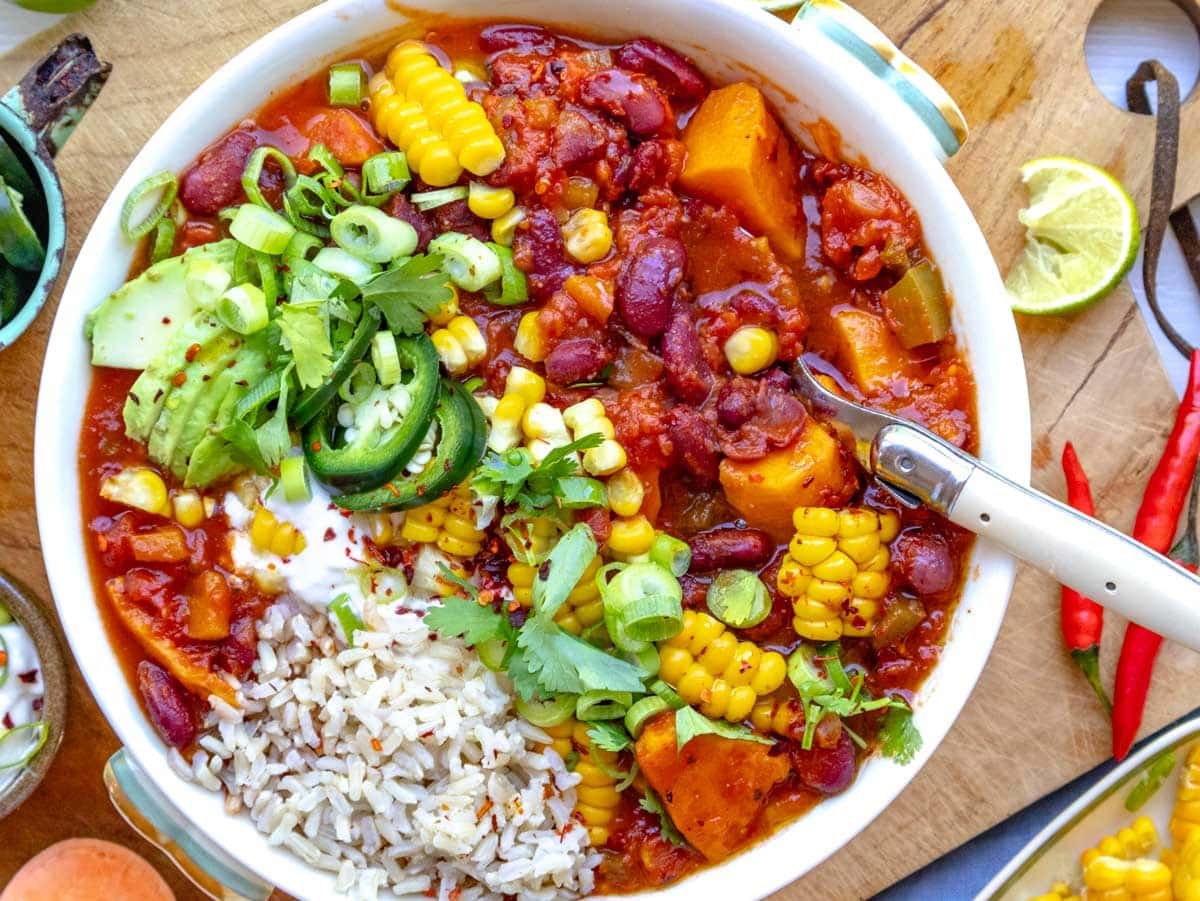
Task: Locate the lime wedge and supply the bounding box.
[1005,156,1140,315]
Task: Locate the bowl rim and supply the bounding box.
[33,0,1031,897]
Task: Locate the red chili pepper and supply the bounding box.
[1112,349,1200,760]
[1060,442,1111,713]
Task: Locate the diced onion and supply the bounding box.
[625,696,670,738]
[650,532,691,577]
[331,204,419,263]
[706,569,771,629]
[362,152,411,198]
[575,690,632,722]
[411,186,468,212]
[428,232,502,292]
[216,283,269,335]
[371,330,402,386]
[312,246,380,285]
[280,456,312,503]
[241,145,297,210]
[515,694,577,727]
[338,361,377,404]
[184,257,232,310]
[328,62,366,107]
[119,171,178,241]
[229,204,296,255]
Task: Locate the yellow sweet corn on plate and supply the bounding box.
[984,715,1200,901]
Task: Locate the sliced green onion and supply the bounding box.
[819,640,853,694]
[285,230,324,264]
[253,250,280,303]
[412,186,467,212]
[362,151,411,197]
[558,476,607,509]
[648,679,686,710]
[119,171,178,242]
[649,532,691,578]
[229,204,296,255]
[483,243,529,306]
[625,643,660,679]
[286,174,336,218]
[625,696,670,738]
[371,330,402,386]
[576,691,632,722]
[428,232,502,292]
[149,216,176,264]
[787,645,833,700]
[242,146,297,210]
[339,361,377,404]
[602,562,684,643]
[184,257,232,310]
[0,721,48,771]
[476,637,509,671]
[331,204,419,263]
[330,593,364,645]
[312,246,379,286]
[462,376,485,394]
[280,456,312,503]
[515,694,577,728]
[216,283,269,335]
[1126,749,1177,812]
[706,569,771,629]
[308,143,345,178]
[319,170,362,210]
[328,62,366,107]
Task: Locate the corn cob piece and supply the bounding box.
[1173,745,1200,848]
[1082,817,1161,869]
[750,696,806,739]
[508,555,602,635]
[778,506,900,641]
[249,507,307,558]
[1082,855,1173,901]
[373,41,505,184]
[543,719,621,847]
[400,485,484,556]
[659,610,787,722]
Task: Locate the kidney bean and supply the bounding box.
[628,138,687,191]
[614,38,708,100]
[385,194,435,252]
[579,69,673,137]
[513,207,577,300]
[218,614,258,676]
[553,107,607,167]
[789,729,857,795]
[431,199,490,243]
[892,531,956,596]
[669,405,720,483]
[616,237,686,338]
[679,574,709,610]
[687,527,773,573]
[137,661,196,749]
[717,378,758,430]
[662,305,714,404]
[544,338,614,385]
[479,24,556,53]
[179,129,259,215]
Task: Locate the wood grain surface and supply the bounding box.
[0,1,1197,899]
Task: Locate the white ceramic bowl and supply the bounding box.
[34,1,1031,898]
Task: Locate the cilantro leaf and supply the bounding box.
[362,254,453,334]
[424,595,514,647]
[674,705,773,750]
[504,646,542,702]
[254,362,294,468]
[587,721,633,753]
[517,616,646,695]
[278,304,333,389]
[533,524,596,620]
[473,433,605,516]
[877,705,923,765]
[638,789,687,848]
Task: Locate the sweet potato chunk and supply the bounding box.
[829,307,917,393]
[635,713,789,862]
[186,570,232,641]
[719,419,857,540]
[302,109,385,166]
[679,83,805,262]
[128,526,189,564]
[106,577,236,705]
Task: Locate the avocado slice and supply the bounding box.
[87,239,237,370]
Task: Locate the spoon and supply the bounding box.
[792,359,1200,650]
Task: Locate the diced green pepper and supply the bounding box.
[882,261,950,349]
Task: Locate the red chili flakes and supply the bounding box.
[185,343,202,362]
[507,600,521,613]
[385,483,401,497]
[476,799,494,822]
[161,316,172,325]
[370,738,383,752]
[311,441,322,452]
[323,527,336,542]
[172,371,187,388]
[17,670,38,684]
[0,650,7,668]
[449,890,462,901]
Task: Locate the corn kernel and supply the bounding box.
[514,311,548,362]
[429,286,460,326]
[100,467,169,516]
[792,506,840,536]
[583,439,627,477]
[491,206,526,247]
[723,326,779,375]
[432,330,468,374]
[172,490,206,528]
[561,208,613,263]
[468,181,516,219]
[608,515,656,557]
[488,394,526,453]
[506,366,546,406]
[606,468,644,517]
[522,402,570,443]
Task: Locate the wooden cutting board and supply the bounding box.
[1,1,1198,898]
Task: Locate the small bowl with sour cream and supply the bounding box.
[0,570,67,818]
